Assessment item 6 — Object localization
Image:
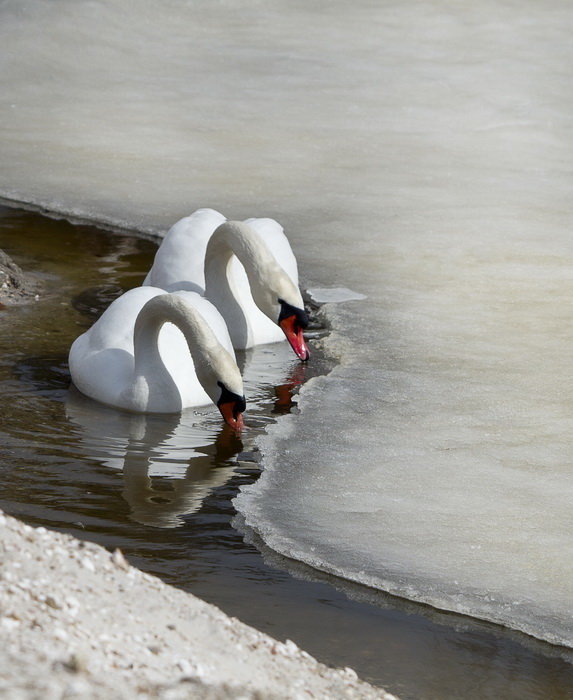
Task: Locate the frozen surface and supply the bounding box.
[2,0,573,645]
[307,288,367,304]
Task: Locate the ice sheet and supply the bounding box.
[307,288,367,304]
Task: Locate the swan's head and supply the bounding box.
[278,298,310,361]
[216,381,246,431]
[251,274,310,361]
[198,360,245,431]
[196,346,246,431]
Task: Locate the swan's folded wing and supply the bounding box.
[69,346,134,408]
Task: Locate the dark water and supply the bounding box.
[1,205,573,700]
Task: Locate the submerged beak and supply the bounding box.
[279,315,310,361]
[218,398,245,432]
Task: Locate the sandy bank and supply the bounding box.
[0,509,396,699]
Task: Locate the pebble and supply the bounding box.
[65,596,81,617]
[112,548,129,570]
[284,639,299,654]
[53,627,68,641]
[1,618,20,631]
[80,557,96,572]
[176,659,193,675]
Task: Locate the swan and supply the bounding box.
[143,208,310,360]
[68,286,246,430]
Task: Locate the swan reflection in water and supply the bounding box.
[120,421,243,529]
[65,341,308,528]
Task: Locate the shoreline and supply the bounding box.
[0,194,168,241]
[0,508,396,699]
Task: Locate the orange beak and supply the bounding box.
[218,401,245,432]
[279,315,310,361]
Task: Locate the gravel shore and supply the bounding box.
[0,509,396,699]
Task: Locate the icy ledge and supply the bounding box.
[234,297,573,650]
[235,367,573,650]
[306,287,367,304]
[0,508,396,700]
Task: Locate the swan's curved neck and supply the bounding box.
[204,221,299,318]
[205,221,278,284]
[132,295,224,404]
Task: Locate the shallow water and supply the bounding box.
[2,207,573,699]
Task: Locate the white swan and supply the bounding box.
[143,208,310,360]
[68,286,246,429]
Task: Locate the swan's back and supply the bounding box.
[145,209,299,293]
[143,208,226,292]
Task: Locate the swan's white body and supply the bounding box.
[69,286,243,416]
[143,208,302,350]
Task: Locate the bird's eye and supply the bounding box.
[217,381,246,416]
[278,298,309,329]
